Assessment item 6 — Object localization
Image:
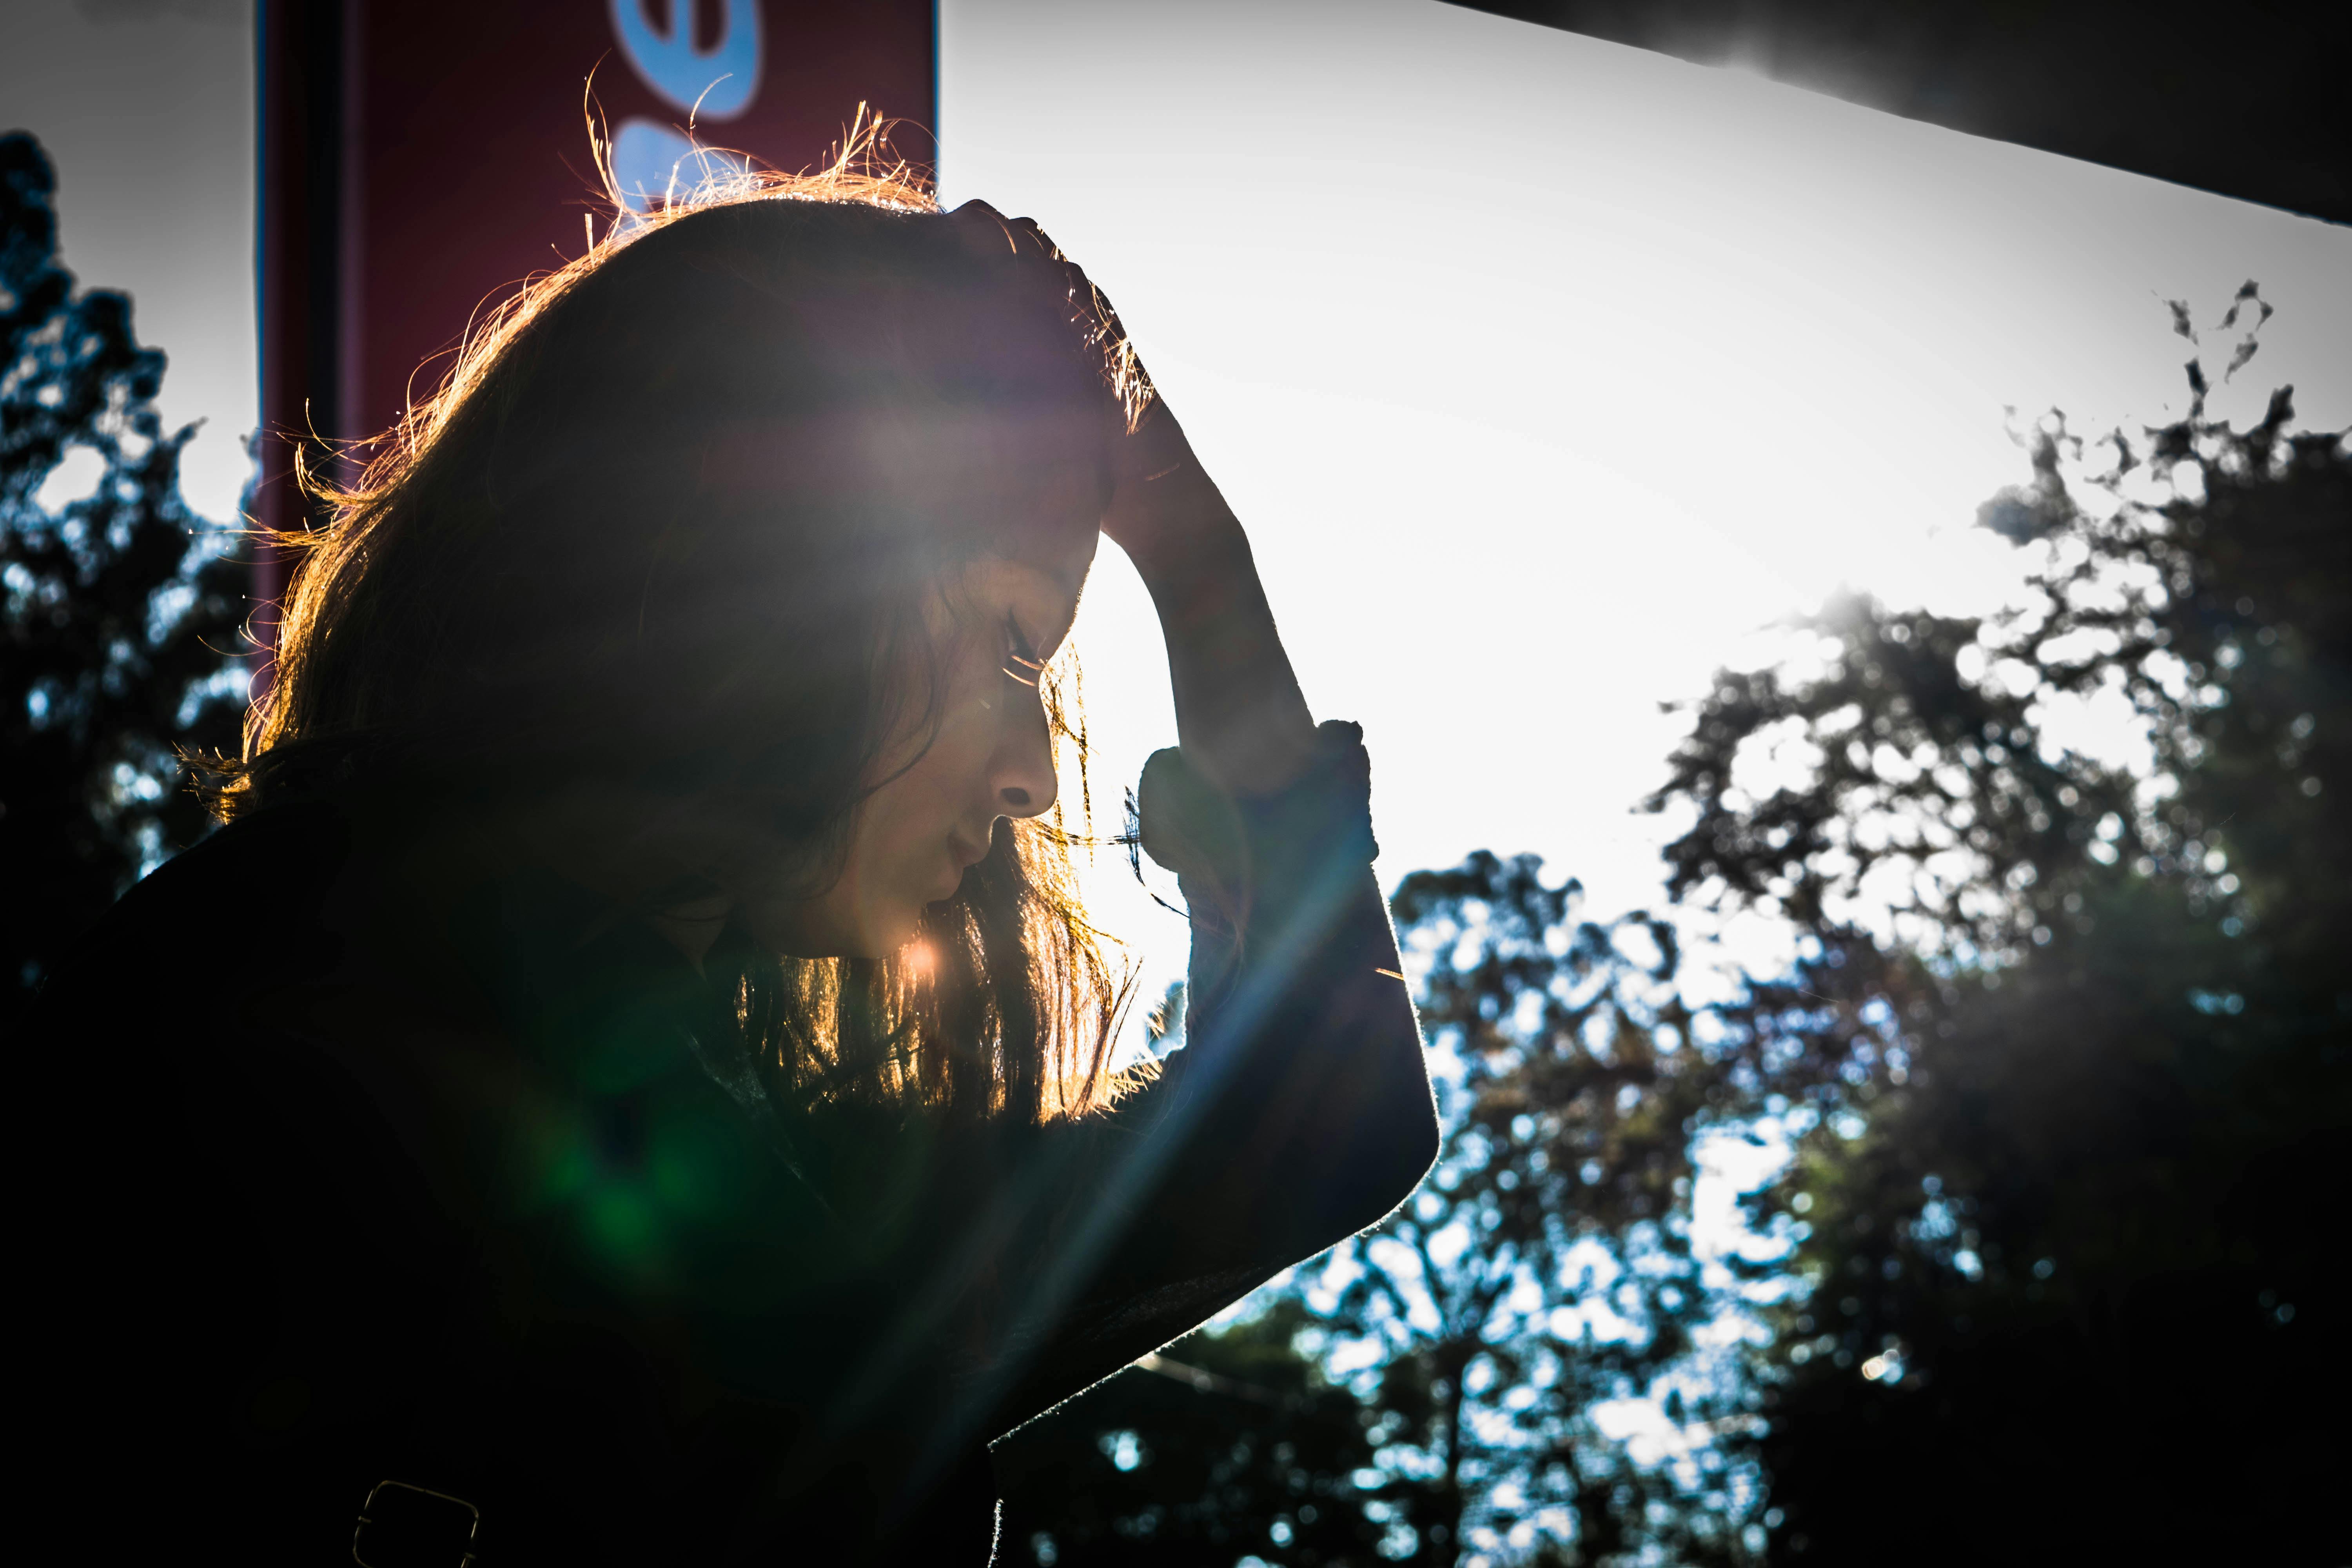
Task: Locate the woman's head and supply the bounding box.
[220,146,1143,1117]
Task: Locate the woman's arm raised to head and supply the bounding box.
[1099,401,1321,798]
[943,200,1318,797]
[1006,213,1436,1236]
[1044,220,1438,1243]
[883,209,1440,1445]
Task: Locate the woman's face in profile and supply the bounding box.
[742,543,1096,959]
[713,267,1120,962]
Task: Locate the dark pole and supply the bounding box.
[253,0,352,702]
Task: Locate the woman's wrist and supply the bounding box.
[1101,400,1318,795]
[1102,401,1240,575]
[1136,528,1320,796]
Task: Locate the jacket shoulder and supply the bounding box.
[25,799,357,1043]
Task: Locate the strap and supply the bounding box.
[354,1479,481,1567]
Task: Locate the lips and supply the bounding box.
[936,832,993,893]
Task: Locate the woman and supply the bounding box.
[25,155,1437,1563]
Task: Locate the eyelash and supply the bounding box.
[1002,614,1043,688]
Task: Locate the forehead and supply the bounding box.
[1004,526,1099,608]
[963,548,1091,608]
[707,395,1107,506]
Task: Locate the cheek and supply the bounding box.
[862,718,985,875]
[856,770,941,882]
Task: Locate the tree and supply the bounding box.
[994,1297,1390,1566]
[1640,288,2350,1563]
[1002,851,1812,1567]
[2,130,246,1023]
[1289,853,1768,1567]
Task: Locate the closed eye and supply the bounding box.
[1002,613,1043,688]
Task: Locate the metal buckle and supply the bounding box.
[353,1479,480,1568]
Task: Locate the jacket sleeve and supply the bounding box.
[950,720,1440,1443]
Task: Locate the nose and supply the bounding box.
[992,690,1059,820]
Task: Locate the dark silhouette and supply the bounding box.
[0,131,245,1025]
[22,149,1437,1566]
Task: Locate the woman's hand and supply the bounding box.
[947,200,1318,795]
[944,201,1222,569]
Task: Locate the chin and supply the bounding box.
[841,870,964,958]
[858,902,930,960]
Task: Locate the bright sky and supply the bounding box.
[940,0,2352,1014]
[2,1,256,528]
[10,0,2349,1023]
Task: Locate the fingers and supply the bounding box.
[1002,214,1065,265]
[946,198,1020,261]
[944,200,1159,429]
[947,198,1065,268]
[964,214,1109,365]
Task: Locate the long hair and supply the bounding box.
[203,123,1143,1122]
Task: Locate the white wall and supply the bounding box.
[2,0,257,526]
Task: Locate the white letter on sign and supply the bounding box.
[609,120,750,215]
[610,0,763,120]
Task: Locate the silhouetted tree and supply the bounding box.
[1282,853,1766,1567]
[1642,288,2349,1563]
[1002,851,1806,1566]
[995,1297,1390,1565]
[2,130,246,1024]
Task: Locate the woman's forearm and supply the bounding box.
[1113,443,1319,799]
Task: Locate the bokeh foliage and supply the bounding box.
[1000,859,1833,1568]
[1,130,245,1025]
[1663,292,2350,1564]
[995,1297,1390,1566]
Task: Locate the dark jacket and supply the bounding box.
[22,723,1435,1564]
